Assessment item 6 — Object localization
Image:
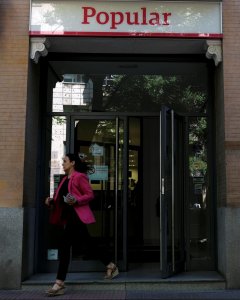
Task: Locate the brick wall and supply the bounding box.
[0,0,30,207]
[222,0,240,207]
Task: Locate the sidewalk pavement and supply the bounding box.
[0,271,231,299]
[1,287,240,300]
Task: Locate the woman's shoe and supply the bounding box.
[104,262,119,279]
[46,282,65,296]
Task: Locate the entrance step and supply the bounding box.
[22,271,226,291]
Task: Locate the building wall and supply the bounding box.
[1,0,240,290]
[0,0,30,289]
[218,0,240,289]
[223,0,240,205]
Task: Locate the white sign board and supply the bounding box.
[89,165,109,181]
[47,249,58,260]
[30,1,222,38]
[89,143,104,157]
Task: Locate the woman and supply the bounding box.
[45,153,118,296]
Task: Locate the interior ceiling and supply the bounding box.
[47,36,208,76]
[49,60,206,76]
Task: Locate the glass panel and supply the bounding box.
[173,114,185,270]
[188,117,210,263]
[50,116,67,197]
[127,118,141,261]
[72,118,124,267]
[51,63,208,114]
[45,116,67,257]
[160,109,185,277]
[142,117,160,261]
[128,117,160,264]
[117,119,124,264]
[164,110,173,272]
[52,79,93,113]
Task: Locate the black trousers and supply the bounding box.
[57,209,110,281]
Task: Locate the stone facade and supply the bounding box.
[222,0,240,207]
[217,0,240,288]
[0,0,29,207]
[0,0,30,289]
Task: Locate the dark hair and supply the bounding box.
[65,153,90,174]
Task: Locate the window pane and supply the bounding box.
[51,63,208,114]
[49,116,66,197]
[188,117,210,261]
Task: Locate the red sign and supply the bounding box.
[82,6,171,30]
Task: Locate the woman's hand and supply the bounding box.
[65,193,76,206]
[45,197,53,207]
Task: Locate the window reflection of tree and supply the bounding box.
[101,75,207,113]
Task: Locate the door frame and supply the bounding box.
[160,107,186,278]
[69,114,128,270]
[41,110,215,273]
[69,112,186,274]
[40,112,210,271]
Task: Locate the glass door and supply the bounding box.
[160,107,185,278]
[44,112,185,274]
[68,116,125,271]
[127,116,161,267]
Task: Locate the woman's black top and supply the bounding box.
[58,177,74,221]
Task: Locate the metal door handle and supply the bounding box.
[161,178,165,195]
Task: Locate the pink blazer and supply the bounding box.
[50,171,96,226]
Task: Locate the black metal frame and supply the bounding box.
[39,109,215,272]
[36,54,216,273]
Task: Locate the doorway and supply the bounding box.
[40,59,215,275]
[56,109,184,277]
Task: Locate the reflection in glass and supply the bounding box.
[50,116,66,197]
[48,64,212,271]
[72,119,124,264]
[188,117,209,261]
[52,73,207,114]
[53,76,93,112]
